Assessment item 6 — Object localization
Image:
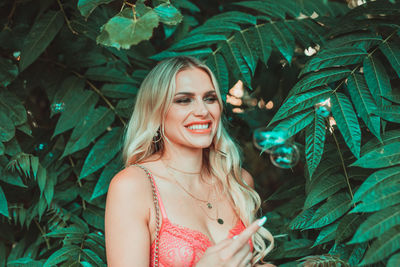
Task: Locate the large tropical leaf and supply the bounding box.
[268,21,295,63]
[360,226,400,265]
[0,91,27,126]
[346,73,381,140]
[335,213,365,243]
[169,34,227,51]
[361,129,400,155]
[351,142,400,168]
[306,193,352,229]
[331,92,361,158]
[243,24,272,67]
[300,47,367,75]
[77,0,114,18]
[272,109,314,139]
[304,173,346,209]
[351,183,400,213]
[271,87,332,124]
[349,205,400,244]
[352,166,400,203]
[363,54,392,108]
[380,41,400,78]
[305,111,326,177]
[312,221,339,247]
[206,53,229,95]
[19,10,64,71]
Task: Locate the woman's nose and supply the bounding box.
[193,100,209,116]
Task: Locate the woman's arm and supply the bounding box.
[105,166,153,266]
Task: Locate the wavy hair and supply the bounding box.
[122,56,274,264]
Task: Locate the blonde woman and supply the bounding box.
[105,56,274,266]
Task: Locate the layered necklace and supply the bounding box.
[162,160,224,225]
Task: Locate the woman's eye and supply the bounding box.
[204,96,217,103]
[175,98,191,104]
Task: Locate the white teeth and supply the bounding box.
[188,124,209,130]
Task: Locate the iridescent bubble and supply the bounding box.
[253,127,287,152]
[51,102,65,113]
[270,144,300,169]
[314,98,331,118]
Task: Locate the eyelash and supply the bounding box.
[175,96,218,104]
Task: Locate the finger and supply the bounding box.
[220,216,267,260]
[234,216,267,246]
[231,245,252,267]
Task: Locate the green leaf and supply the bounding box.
[189,21,240,35]
[0,90,26,126]
[0,186,9,217]
[0,57,18,87]
[361,129,400,155]
[172,0,200,12]
[348,243,368,266]
[19,11,64,71]
[77,0,114,18]
[97,8,159,50]
[304,174,346,209]
[336,213,364,243]
[353,166,400,203]
[305,111,326,178]
[388,253,400,267]
[44,245,81,267]
[234,31,258,76]
[372,105,400,123]
[91,155,123,200]
[306,193,351,229]
[244,24,272,67]
[271,87,332,124]
[360,226,400,265]
[85,66,136,83]
[45,225,86,238]
[220,39,252,87]
[301,47,367,75]
[154,3,183,26]
[272,110,314,139]
[206,53,229,96]
[326,33,383,49]
[150,48,212,61]
[363,54,392,108]
[312,221,339,247]
[349,205,400,244]
[0,169,26,188]
[62,106,115,158]
[0,110,15,142]
[351,142,400,168]
[169,34,226,51]
[347,73,381,140]
[268,22,295,63]
[37,165,46,197]
[291,68,351,96]
[80,127,123,179]
[101,83,137,99]
[82,205,104,230]
[207,11,256,25]
[331,92,361,158]
[350,183,400,213]
[44,169,56,206]
[380,41,400,78]
[289,206,318,230]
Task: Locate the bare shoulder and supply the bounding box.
[241,168,254,189]
[106,165,153,216]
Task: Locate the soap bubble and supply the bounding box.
[253,127,287,152]
[270,144,300,169]
[314,98,331,118]
[51,102,65,113]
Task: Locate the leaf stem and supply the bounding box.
[34,218,51,249]
[329,121,354,202]
[56,0,78,35]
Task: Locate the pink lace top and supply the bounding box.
[142,166,253,267]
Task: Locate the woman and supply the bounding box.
[105,56,274,266]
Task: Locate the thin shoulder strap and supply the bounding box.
[132,164,168,219]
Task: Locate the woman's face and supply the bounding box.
[163,67,221,150]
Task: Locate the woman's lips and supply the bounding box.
[185,121,212,134]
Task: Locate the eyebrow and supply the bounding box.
[175,90,216,96]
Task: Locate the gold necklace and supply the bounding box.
[162,160,224,224]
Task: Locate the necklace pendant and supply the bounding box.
[217,218,224,224]
[207,203,212,209]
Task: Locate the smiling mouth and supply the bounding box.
[185,122,212,133]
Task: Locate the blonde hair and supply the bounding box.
[122,56,274,264]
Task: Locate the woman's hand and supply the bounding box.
[195,217,266,267]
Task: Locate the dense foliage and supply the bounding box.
[0,0,399,266]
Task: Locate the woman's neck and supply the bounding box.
[162,144,204,175]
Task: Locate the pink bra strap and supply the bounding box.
[132,164,167,219]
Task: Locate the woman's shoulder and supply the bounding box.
[107,165,154,204]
